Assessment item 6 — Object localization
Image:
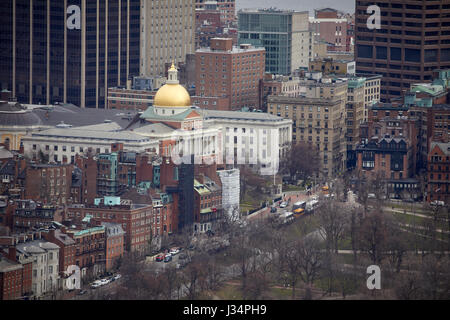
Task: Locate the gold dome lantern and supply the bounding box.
[153,63,191,107]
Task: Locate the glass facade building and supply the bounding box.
[0,0,140,108]
[238,9,309,75]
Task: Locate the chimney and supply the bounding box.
[111,143,123,152]
[196,173,205,184]
[7,247,17,262]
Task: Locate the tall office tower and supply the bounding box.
[355,0,450,103]
[140,0,195,78]
[238,9,311,75]
[0,0,141,108]
[195,0,236,26]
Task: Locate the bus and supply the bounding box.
[305,199,320,213]
[293,207,305,218]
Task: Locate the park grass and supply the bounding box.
[391,211,424,226]
[337,236,353,250]
[214,283,243,300]
[283,184,304,192]
[267,286,295,300]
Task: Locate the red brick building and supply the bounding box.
[427,142,450,204]
[193,173,222,234]
[0,246,32,300]
[66,198,152,253]
[65,225,106,278]
[24,163,73,205]
[195,38,265,110]
[73,144,155,204]
[101,222,125,271]
[191,96,230,111]
[150,192,176,238]
[12,200,55,232]
[427,105,450,145]
[42,228,76,276]
[195,0,236,26]
[310,8,349,52]
[74,155,98,205]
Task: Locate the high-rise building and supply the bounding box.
[345,77,366,169]
[310,8,349,52]
[355,0,450,102]
[140,0,195,77]
[195,38,265,110]
[238,9,311,75]
[195,0,236,26]
[0,0,141,108]
[267,76,347,178]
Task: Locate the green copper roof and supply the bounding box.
[410,84,444,96]
[140,106,197,122]
[347,78,366,88]
[74,226,105,237]
[82,214,93,223]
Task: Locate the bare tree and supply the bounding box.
[358,210,389,265]
[296,236,324,300]
[181,259,205,300]
[418,255,450,300]
[385,221,408,273]
[356,183,369,216]
[201,256,225,292]
[279,142,320,184]
[316,200,348,254]
[161,265,180,300]
[393,266,421,300]
[239,165,267,201]
[279,240,303,299]
[349,207,362,263]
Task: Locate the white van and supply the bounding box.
[279,212,294,224]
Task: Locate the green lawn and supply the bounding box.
[283,184,304,192]
[214,283,243,300]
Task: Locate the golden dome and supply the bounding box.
[153,83,191,107]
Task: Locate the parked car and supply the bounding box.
[170,247,180,255]
[113,274,122,281]
[164,254,172,263]
[78,290,87,295]
[91,282,101,289]
[279,201,288,208]
[270,207,277,213]
[100,278,110,285]
[155,254,165,262]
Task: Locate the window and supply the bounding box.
[376,46,387,60]
[405,48,420,62]
[358,45,373,58]
[390,47,401,61]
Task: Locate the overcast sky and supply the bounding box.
[236,0,355,15]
